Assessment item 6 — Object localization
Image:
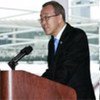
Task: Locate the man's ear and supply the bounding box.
[58,14,63,23]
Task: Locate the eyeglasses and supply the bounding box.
[39,14,59,23]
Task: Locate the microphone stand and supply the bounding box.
[8,45,33,70]
[8,53,25,70]
[8,60,18,70]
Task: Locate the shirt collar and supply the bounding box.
[54,24,67,40]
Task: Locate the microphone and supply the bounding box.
[8,46,33,70]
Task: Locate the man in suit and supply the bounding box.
[40,1,95,99]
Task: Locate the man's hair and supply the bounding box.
[42,1,66,22]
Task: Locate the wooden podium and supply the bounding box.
[0,71,77,100]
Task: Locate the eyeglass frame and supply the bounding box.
[39,14,59,23]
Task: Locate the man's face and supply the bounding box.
[40,5,61,36]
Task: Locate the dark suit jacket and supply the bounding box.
[42,23,96,100]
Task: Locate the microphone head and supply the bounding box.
[20,46,33,55]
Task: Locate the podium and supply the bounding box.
[0,71,77,100]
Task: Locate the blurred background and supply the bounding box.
[0,0,99,99]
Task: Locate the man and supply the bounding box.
[40,1,95,99]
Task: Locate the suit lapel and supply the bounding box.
[54,23,73,59]
[48,23,73,63]
[48,36,55,66]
